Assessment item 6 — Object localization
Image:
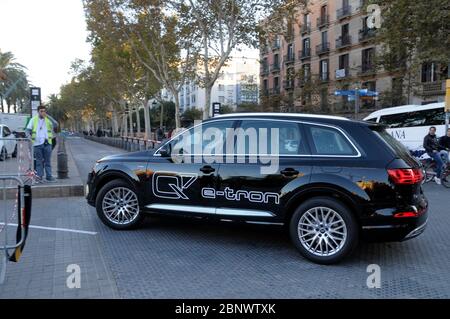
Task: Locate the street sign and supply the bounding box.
[212,102,221,117]
[30,87,41,117]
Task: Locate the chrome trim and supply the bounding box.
[145,204,275,217]
[154,118,362,158]
[404,219,428,239]
[146,204,215,214]
[362,225,398,230]
[245,221,284,226]
[217,208,274,217]
[215,112,350,121]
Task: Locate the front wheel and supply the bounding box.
[95,179,144,230]
[423,161,436,183]
[290,197,358,264]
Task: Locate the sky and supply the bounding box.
[0,0,91,101]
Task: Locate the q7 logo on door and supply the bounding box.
[152,171,198,200]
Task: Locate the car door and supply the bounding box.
[215,119,313,222]
[145,119,236,217]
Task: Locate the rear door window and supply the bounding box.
[306,124,358,156]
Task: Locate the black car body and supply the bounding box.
[86,113,428,264]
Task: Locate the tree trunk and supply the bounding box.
[203,85,212,120]
[136,104,141,135]
[6,99,11,113]
[160,102,164,128]
[143,100,151,140]
[173,94,181,129]
[0,95,3,112]
[128,104,133,136]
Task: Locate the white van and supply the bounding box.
[364,102,446,152]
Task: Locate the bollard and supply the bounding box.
[57,136,69,179]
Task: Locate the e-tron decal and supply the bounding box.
[202,187,280,205]
[152,171,198,200]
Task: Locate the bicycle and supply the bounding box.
[410,148,450,187]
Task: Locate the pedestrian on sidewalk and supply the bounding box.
[25,104,58,183]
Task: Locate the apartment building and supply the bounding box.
[162,56,260,114]
[260,0,447,115]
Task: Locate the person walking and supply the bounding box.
[423,126,446,185]
[26,104,58,183]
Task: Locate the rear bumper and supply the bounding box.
[361,208,428,242]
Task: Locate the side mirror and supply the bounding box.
[158,144,170,157]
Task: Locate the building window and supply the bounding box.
[362,48,375,71]
[421,62,437,82]
[303,64,311,82]
[219,84,225,91]
[339,54,349,70]
[320,59,329,81]
[274,77,280,88]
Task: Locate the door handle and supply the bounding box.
[281,168,299,177]
[200,165,215,174]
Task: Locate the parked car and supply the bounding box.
[86,113,428,264]
[0,124,18,160]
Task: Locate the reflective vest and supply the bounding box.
[31,116,53,145]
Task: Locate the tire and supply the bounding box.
[289,197,359,265]
[423,161,436,183]
[0,147,6,161]
[95,179,144,230]
[12,145,17,158]
[442,171,450,188]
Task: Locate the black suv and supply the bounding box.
[86,113,428,264]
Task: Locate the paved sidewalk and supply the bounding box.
[0,137,84,199]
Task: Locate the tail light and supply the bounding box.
[387,168,423,185]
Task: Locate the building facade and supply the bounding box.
[162,56,260,114]
[260,0,447,116]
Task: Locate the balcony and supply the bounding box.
[357,65,376,76]
[336,5,352,20]
[284,53,296,64]
[261,89,270,97]
[272,41,281,50]
[317,15,329,29]
[359,28,377,43]
[316,42,330,55]
[301,23,311,35]
[420,81,446,96]
[335,68,350,80]
[261,66,269,76]
[271,63,280,73]
[299,49,311,60]
[336,35,352,49]
[284,79,295,90]
[269,87,281,95]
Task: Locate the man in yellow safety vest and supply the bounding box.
[25,104,58,182]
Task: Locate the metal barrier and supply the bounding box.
[84,135,162,151]
[0,137,34,284]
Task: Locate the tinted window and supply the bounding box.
[373,128,410,157]
[365,117,377,122]
[238,120,307,155]
[307,125,357,156]
[165,120,235,155]
[379,108,445,128]
[3,126,11,137]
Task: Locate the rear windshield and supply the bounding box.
[372,128,411,157]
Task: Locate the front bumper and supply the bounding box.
[86,172,96,207]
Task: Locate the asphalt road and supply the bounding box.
[1,136,449,298]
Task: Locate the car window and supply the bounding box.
[3,126,11,137]
[166,120,235,155]
[238,120,307,155]
[307,125,357,156]
[379,108,445,128]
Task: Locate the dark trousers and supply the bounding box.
[34,143,53,179]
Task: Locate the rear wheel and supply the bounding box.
[423,161,436,183]
[442,170,450,188]
[290,197,358,264]
[0,147,6,161]
[95,179,144,230]
[12,145,17,158]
